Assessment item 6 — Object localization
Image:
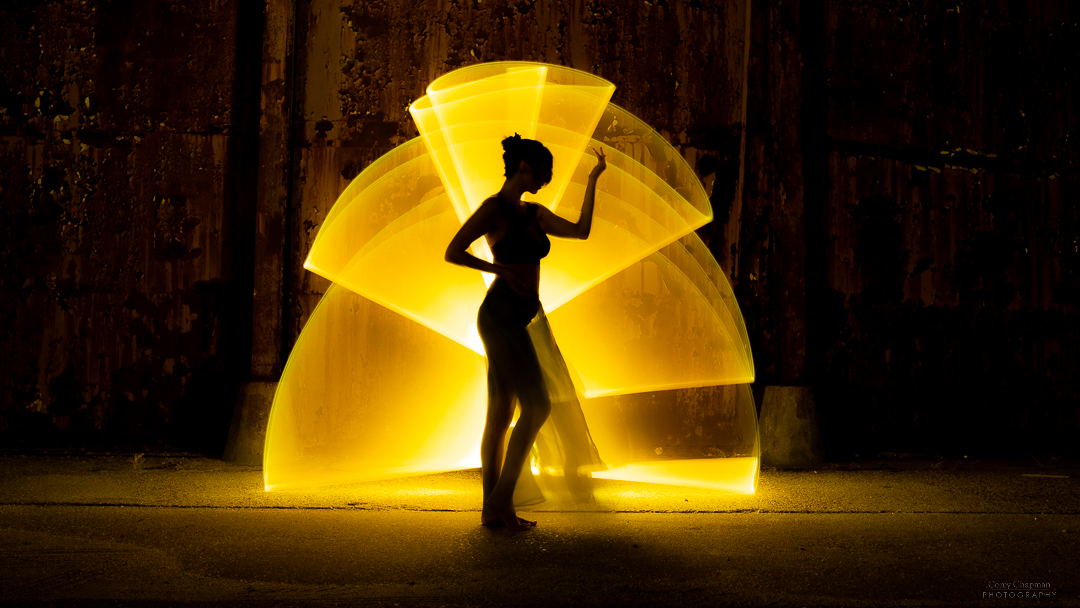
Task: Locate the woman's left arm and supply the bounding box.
[538,148,606,239]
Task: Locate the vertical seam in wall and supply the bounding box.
[801,0,828,387]
[736,0,753,284]
[280,0,303,371]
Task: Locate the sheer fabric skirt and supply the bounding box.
[477,278,605,506]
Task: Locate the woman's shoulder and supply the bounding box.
[525,202,549,221]
[478,196,504,212]
[476,197,509,226]
[481,195,507,210]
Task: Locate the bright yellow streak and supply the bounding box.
[593,457,759,494]
[266,62,759,496]
[578,382,760,494]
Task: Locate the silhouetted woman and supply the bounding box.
[445,135,607,530]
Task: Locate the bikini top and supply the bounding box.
[489,198,551,265]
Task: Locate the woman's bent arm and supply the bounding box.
[445,199,502,275]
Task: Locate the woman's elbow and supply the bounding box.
[445,248,463,264]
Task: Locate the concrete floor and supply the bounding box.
[1,454,1077,606]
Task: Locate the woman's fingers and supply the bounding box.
[591,147,607,177]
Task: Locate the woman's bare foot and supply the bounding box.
[481,501,537,530]
[481,513,537,530]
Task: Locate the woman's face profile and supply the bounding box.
[519,161,549,194]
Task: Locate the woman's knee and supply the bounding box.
[485,401,514,431]
[519,393,552,423]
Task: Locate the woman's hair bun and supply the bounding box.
[501,133,523,151]
[501,133,553,184]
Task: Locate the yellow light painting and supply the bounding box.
[264,62,759,496]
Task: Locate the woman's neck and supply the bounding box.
[497,177,529,207]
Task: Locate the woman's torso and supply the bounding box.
[485,196,550,296]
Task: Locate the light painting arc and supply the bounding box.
[266,61,759,495]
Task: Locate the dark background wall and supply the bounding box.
[812,1,1078,457]
[0,0,262,451]
[1,0,1075,459]
[741,0,1078,458]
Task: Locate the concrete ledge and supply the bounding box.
[760,385,823,468]
[223,381,277,465]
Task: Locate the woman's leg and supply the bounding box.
[490,388,551,501]
[476,290,549,529]
[480,368,514,500]
[482,336,551,529]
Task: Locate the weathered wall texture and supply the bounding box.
[0,0,261,450]
[251,0,298,381]
[2,0,1075,458]
[812,1,1078,456]
[740,0,810,390]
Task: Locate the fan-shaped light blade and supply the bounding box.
[584,383,760,494]
[272,62,760,495]
[548,232,754,398]
[591,456,759,494]
[263,283,488,491]
[308,71,717,353]
[533,102,715,310]
[303,142,490,353]
[412,62,615,218]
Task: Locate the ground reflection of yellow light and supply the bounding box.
[592,457,759,495]
[263,62,759,496]
[392,488,457,497]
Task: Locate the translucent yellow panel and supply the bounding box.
[536,140,710,311]
[264,282,758,494]
[592,457,759,494]
[304,131,715,351]
[314,137,434,242]
[415,62,616,217]
[585,102,713,218]
[264,283,488,491]
[583,383,760,494]
[269,61,759,496]
[303,148,489,353]
[549,233,754,398]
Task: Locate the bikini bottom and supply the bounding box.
[477,278,606,506]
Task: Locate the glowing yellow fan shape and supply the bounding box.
[264,62,758,494]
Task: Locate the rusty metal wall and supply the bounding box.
[0,0,261,450]
[3,0,1075,457]
[740,0,810,391]
[811,0,1078,456]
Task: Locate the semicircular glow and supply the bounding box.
[266,62,758,495]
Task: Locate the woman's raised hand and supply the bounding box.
[589,147,607,180]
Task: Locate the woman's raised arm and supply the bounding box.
[538,147,606,239]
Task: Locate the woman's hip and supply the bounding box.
[478,278,541,329]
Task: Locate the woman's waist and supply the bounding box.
[487,275,540,300]
[492,261,540,279]
[491,263,540,294]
